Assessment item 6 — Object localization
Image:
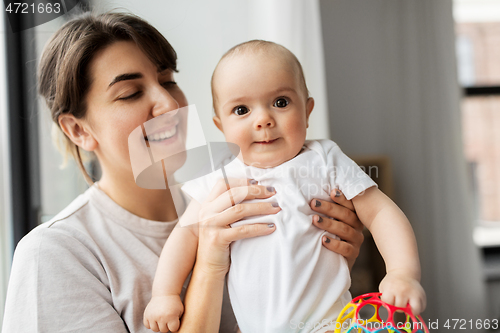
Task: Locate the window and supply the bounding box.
[36,18,90,224]
[454,0,500,247]
[0,5,89,327]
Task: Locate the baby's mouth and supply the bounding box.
[255,138,278,144]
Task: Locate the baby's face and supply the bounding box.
[212,51,314,168]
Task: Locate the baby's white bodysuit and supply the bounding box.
[182,140,377,333]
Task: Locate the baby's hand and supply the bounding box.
[379,271,426,316]
[144,295,184,332]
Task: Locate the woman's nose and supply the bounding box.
[254,109,275,129]
[151,87,179,118]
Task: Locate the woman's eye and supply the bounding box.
[162,81,177,88]
[118,91,141,100]
[274,98,289,108]
[233,106,249,116]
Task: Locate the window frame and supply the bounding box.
[4,11,42,247]
[464,85,500,96]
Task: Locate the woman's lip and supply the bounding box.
[144,113,180,135]
[147,125,180,144]
[144,120,179,140]
[145,124,178,141]
[146,122,178,137]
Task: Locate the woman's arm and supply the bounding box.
[178,179,278,333]
[310,189,365,270]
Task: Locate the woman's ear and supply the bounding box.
[58,114,98,151]
[213,115,223,132]
[306,97,315,128]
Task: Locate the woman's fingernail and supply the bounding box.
[317,216,323,223]
[268,223,275,228]
[267,186,275,193]
[324,237,330,243]
[315,200,321,207]
[272,202,280,208]
[335,189,341,197]
[249,179,258,185]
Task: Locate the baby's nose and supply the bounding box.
[254,110,275,128]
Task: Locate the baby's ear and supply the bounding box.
[213,115,223,132]
[306,97,315,128]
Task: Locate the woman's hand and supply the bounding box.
[179,178,278,332]
[310,189,364,270]
[196,178,279,278]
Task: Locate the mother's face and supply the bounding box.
[83,41,188,181]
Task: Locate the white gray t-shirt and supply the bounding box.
[2,184,237,333]
[182,140,377,333]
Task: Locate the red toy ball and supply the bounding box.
[333,293,429,333]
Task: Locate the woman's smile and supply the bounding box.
[147,124,180,147]
[147,125,177,142]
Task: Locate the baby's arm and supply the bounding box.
[351,187,426,315]
[144,200,201,332]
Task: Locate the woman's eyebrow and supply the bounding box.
[108,73,143,89]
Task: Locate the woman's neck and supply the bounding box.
[97,171,178,222]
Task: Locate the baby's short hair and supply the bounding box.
[211,40,309,114]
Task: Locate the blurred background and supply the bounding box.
[1,0,499,331]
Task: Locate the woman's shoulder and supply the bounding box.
[16,188,98,258]
[47,190,90,226]
[4,188,131,333]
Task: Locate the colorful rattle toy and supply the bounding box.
[333,293,429,333]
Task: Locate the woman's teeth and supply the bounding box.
[148,126,177,142]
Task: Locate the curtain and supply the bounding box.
[321,0,487,327]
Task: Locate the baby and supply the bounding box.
[144,40,426,333]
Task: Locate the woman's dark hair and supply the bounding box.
[38,11,177,184]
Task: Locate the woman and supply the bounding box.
[2,12,365,333]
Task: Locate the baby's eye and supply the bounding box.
[233,106,249,116]
[274,98,289,108]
